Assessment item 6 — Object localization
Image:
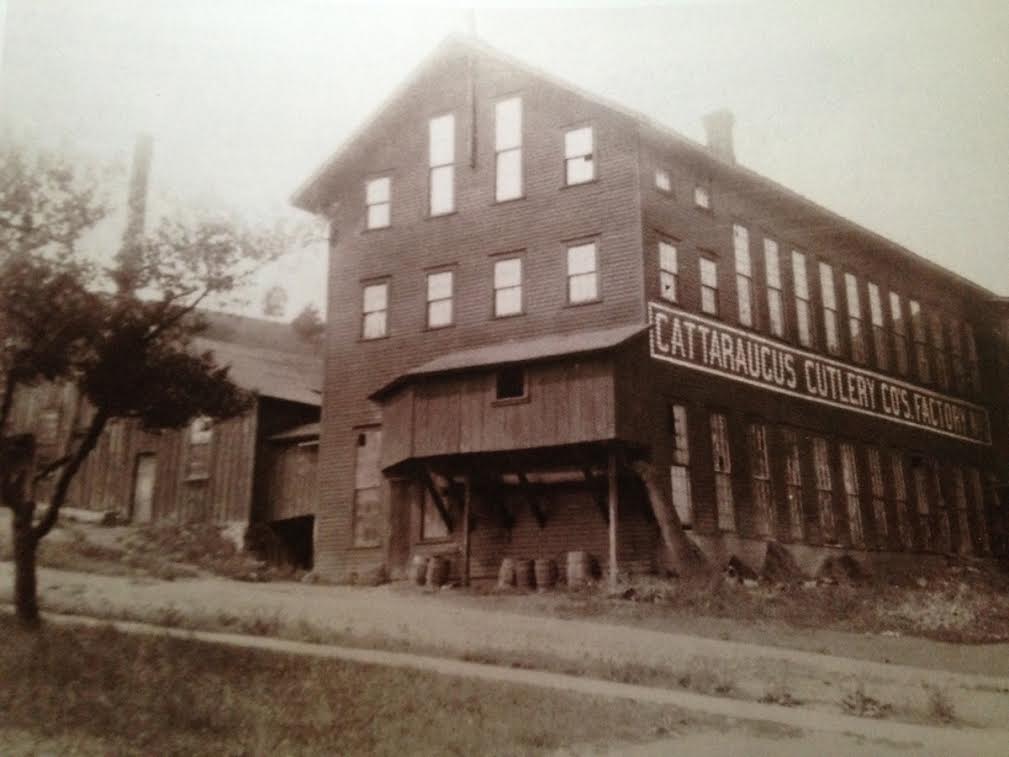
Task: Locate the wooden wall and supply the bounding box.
[258,441,318,521]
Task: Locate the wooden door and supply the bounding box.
[132,453,157,523]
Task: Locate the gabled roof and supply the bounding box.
[371,323,647,400]
[193,337,322,407]
[292,33,995,299]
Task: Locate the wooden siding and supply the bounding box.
[260,442,318,521]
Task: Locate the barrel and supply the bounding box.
[426,556,449,588]
[409,555,428,586]
[497,557,517,588]
[566,551,592,588]
[514,558,535,590]
[534,558,557,591]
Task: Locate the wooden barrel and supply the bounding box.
[409,555,428,586]
[426,556,449,588]
[566,551,591,588]
[534,558,557,590]
[498,557,517,588]
[514,559,535,590]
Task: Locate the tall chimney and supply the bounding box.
[117,133,153,292]
[702,109,735,164]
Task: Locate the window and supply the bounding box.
[429,114,455,215]
[747,423,772,537]
[866,447,888,548]
[844,273,866,364]
[700,256,719,316]
[655,168,672,193]
[812,437,836,543]
[426,271,453,329]
[352,428,383,548]
[365,177,391,229]
[949,319,965,394]
[186,416,213,480]
[495,365,526,400]
[710,413,735,531]
[782,428,805,541]
[361,282,388,339]
[564,126,594,185]
[964,323,980,393]
[421,487,450,541]
[890,452,914,550]
[495,97,523,201]
[911,456,932,550]
[839,442,864,547]
[889,292,910,376]
[567,241,598,303]
[658,239,678,302]
[670,404,692,527]
[819,262,840,355]
[951,467,971,555]
[929,311,949,390]
[493,258,522,317]
[694,182,711,209]
[932,460,952,553]
[733,224,754,327]
[868,282,888,371]
[909,300,930,384]
[792,251,814,348]
[764,238,784,338]
[966,467,991,554]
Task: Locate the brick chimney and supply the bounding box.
[702,109,735,165]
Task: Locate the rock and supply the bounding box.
[724,555,758,583]
[916,576,928,588]
[761,541,804,584]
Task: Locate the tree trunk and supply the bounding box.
[12,507,40,626]
[630,460,710,578]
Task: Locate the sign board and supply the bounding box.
[648,301,991,445]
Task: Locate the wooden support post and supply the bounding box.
[462,475,471,587]
[608,448,618,591]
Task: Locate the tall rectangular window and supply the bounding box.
[658,239,678,302]
[909,300,930,384]
[365,176,391,229]
[929,311,949,390]
[845,273,866,364]
[495,97,523,201]
[764,238,785,338]
[655,168,672,193]
[889,292,910,376]
[747,422,772,537]
[949,319,965,394]
[429,114,455,216]
[352,428,383,548]
[792,251,814,348]
[362,282,388,340]
[782,428,805,541]
[839,442,864,547]
[866,447,888,548]
[710,413,735,531]
[951,467,972,555]
[493,258,522,317]
[964,323,980,393]
[694,182,711,209]
[812,436,836,543]
[911,456,932,550]
[567,241,598,303]
[426,271,453,329]
[819,262,840,355]
[186,417,213,480]
[700,256,719,316]
[733,224,754,327]
[933,461,952,553]
[564,126,594,185]
[891,452,914,550]
[966,467,991,555]
[670,404,693,527]
[868,282,888,371]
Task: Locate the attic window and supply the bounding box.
[655,169,672,193]
[495,365,526,401]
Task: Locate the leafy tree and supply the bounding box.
[0,143,288,626]
[290,302,325,345]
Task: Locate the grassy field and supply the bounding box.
[0,616,710,756]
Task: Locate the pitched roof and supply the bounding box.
[292,34,994,299]
[198,310,321,356]
[371,323,647,400]
[193,337,322,406]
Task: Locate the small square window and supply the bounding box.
[655,169,672,193]
[495,365,526,400]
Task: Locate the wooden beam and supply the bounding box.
[608,449,618,591]
[423,466,454,533]
[517,472,547,528]
[583,467,608,524]
[462,475,471,587]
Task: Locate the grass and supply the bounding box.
[0,614,711,756]
[925,684,957,724]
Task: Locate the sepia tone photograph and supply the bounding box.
[1,1,1008,754]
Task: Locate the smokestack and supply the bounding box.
[702,109,735,165]
[117,134,153,292]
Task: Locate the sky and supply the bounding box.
[2,0,1008,316]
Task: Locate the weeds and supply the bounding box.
[925,684,957,724]
[841,680,893,719]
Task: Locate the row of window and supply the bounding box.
[363,97,598,229]
[656,227,982,396]
[360,240,601,339]
[669,403,993,554]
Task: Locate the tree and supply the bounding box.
[290,302,325,345]
[0,143,288,626]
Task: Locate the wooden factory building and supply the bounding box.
[293,35,1009,583]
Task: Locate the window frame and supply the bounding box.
[889,291,910,376]
[494,364,527,403]
[709,412,735,532]
[693,180,712,210]
[844,272,867,364]
[669,402,693,528]
[929,309,949,390]
[763,237,785,339]
[733,224,755,328]
[565,239,600,305]
[909,299,930,384]
[361,279,390,340]
[654,167,673,194]
[818,261,841,356]
[425,269,454,330]
[351,427,383,549]
[563,124,595,186]
[428,112,456,217]
[699,254,720,316]
[839,441,865,547]
[791,250,815,349]
[812,435,837,544]
[494,96,523,202]
[364,175,391,230]
[867,281,888,372]
[492,255,524,318]
[747,421,773,538]
[781,427,805,542]
[658,237,679,303]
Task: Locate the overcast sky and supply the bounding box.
[2,0,1008,314]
